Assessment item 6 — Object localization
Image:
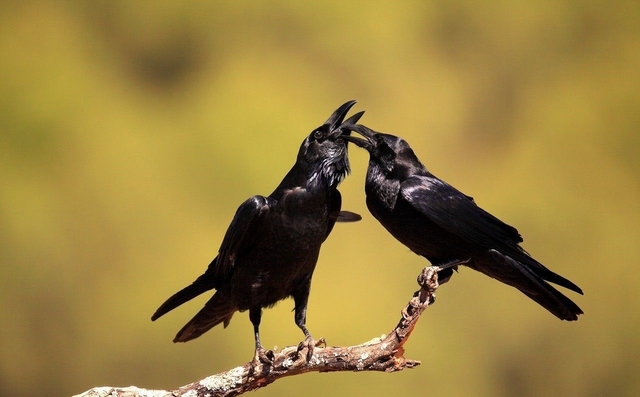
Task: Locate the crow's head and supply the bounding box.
[340,124,424,178]
[297,100,364,187]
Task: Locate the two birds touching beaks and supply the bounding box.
[151,100,583,366]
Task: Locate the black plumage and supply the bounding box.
[341,123,583,321]
[152,101,363,361]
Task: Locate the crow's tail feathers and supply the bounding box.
[481,250,583,321]
[151,274,215,322]
[173,292,237,343]
[514,251,583,295]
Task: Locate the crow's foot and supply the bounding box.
[297,336,326,362]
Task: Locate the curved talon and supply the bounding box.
[297,335,325,362]
[249,347,274,376]
[417,267,437,287]
[418,259,471,290]
[417,266,444,293]
[418,258,472,288]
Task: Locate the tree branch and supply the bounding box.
[74,267,442,397]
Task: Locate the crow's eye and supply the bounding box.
[313,130,323,140]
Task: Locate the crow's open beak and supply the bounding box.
[325,100,358,131]
[330,110,365,139]
[341,111,365,129]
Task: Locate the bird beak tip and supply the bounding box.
[325,100,358,130]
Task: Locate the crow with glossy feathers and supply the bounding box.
[152,101,363,362]
[341,123,583,321]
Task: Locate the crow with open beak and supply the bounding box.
[152,101,363,365]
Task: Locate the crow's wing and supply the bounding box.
[150,195,273,321]
[400,175,522,248]
[401,175,583,294]
[211,195,274,282]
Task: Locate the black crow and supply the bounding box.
[342,123,583,321]
[152,101,363,364]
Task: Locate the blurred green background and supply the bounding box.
[1,2,639,396]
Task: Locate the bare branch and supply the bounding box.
[73,267,442,397]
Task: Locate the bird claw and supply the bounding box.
[249,347,274,375]
[418,258,471,290]
[417,266,440,291]
[297,336,325,362]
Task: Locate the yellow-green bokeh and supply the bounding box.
[1,2,639,396]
